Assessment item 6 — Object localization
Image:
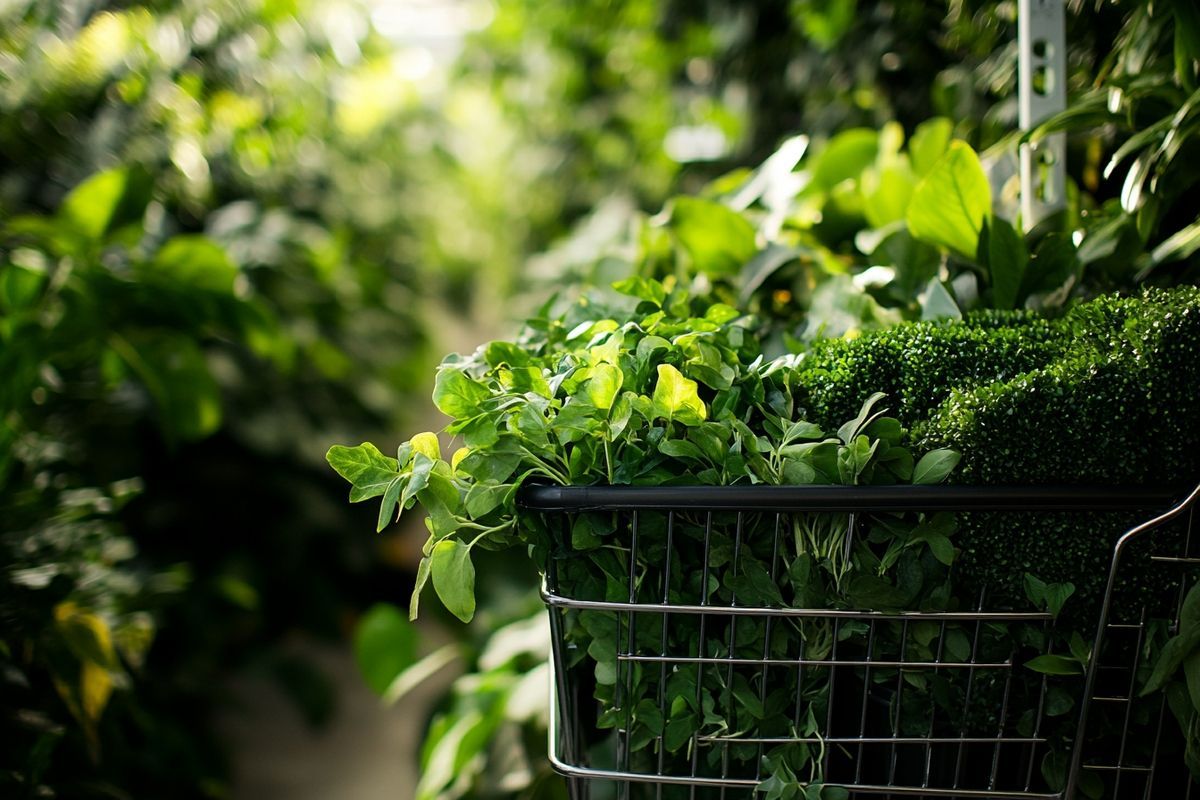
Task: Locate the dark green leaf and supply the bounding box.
[354,604,419,696]
[667,197,757,277]
[912,449,960,485]
[1025,654,1082,676]
[984,217,1029,310]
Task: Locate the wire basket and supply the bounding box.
[518,483,1200,800]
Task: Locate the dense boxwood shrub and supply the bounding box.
[784,286,1200,607]
[792,311,1068,428]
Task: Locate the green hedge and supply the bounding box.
[789,286,1200,605]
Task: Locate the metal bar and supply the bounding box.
[855,620,878,785]
[1018,0,1068,230]
[688,512,714,797]
[619,511,640,781]
[887,620,910,788]
[697,735,1049,745]
[655,512,675,789]
[518,484,1178,512]
[541,589,1053,621]
[924,621,949,789]
[1067,482,1200,796]
[719,512,745,797]
[754,513,784,779]
[823,617,841,778]
[953,591,988,790]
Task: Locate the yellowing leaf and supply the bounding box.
[55,601,118,670]
[410,432,441,461]
[651,364,707,425]
[80,660,114,723]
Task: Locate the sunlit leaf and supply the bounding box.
[666,197,757,277]
[906,141,991,257]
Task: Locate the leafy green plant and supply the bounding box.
[1141,581,1200,776]
[329,276,973,793]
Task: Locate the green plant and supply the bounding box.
[329,276,970,792]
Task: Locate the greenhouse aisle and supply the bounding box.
[218,632,458,800]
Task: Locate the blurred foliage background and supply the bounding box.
[1,0,1197,798]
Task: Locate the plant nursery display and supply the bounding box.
[330,275,1200,797]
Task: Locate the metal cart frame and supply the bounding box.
[520,483,1200,800]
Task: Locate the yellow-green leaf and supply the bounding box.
[410,432,441,461]
[651,364,707,425]
[586,363,624,411]
[906,141,992,258]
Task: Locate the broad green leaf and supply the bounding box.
[810,128,879,190]
[430,539,476,623]
[862,163,917,228]
[1025,654,1082,675]
[985,217,1029,310]
[908,118,954,176]
[635,699,664,735]
[651,364,707,425]
[927,535,955,566]
[0,264,46,312]
[659,438,706,461]
[499,366,551,398]
[912,449,961,485]
[586,363,624,411]
[1044,582,1076,618]
[465,481,509,518]
[612,276,667,306]
[457,448,522,484]
[433,369,490,419]
[60,167,151,241]
[906,141,992,257]
[1024,573,1048,606]
[663,713,697,751]
[483,340,531,368]
[354,604,418,696]
[667,197,758,277]
[144,236,239,294]
[793,0,855,49]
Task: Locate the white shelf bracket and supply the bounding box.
[1018,0,1068,230]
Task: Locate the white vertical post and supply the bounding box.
[1018,0,1068,230]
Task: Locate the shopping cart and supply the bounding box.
[519,482,1200,800]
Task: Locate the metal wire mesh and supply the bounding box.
[520,484,1200,800]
